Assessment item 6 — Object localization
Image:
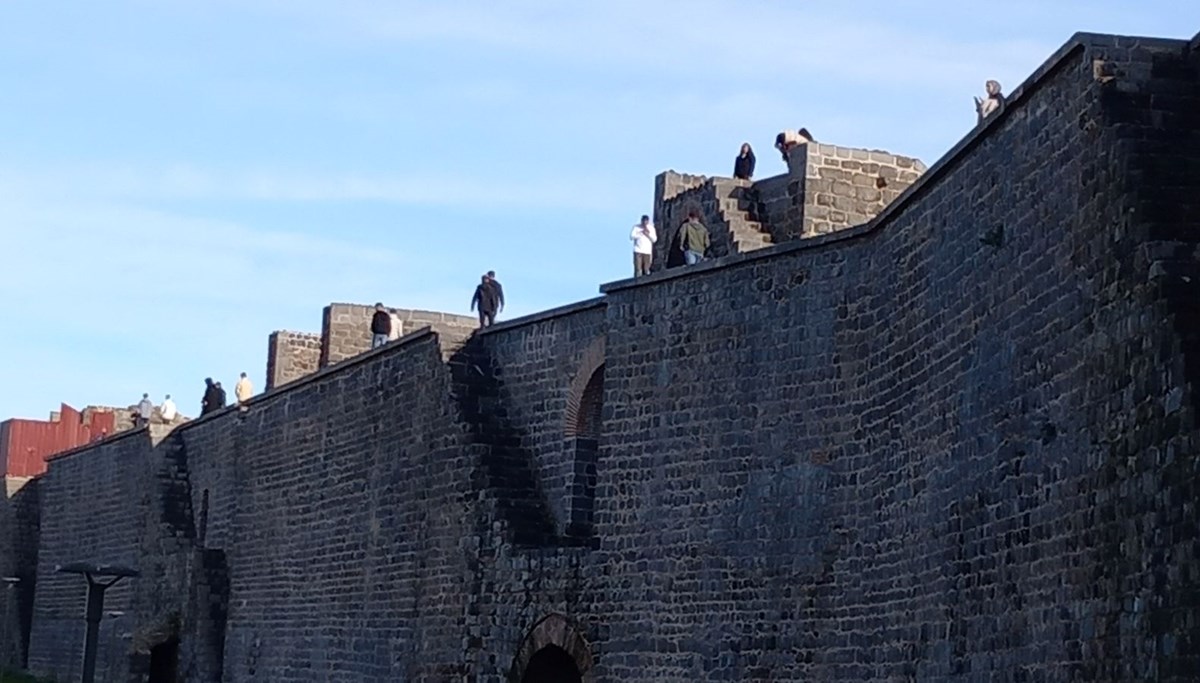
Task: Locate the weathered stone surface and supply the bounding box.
[6,29,1200,683]
[265,331,321,390]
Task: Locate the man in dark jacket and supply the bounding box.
[201,378,222,415]
[471,275,502,328]
[370,302,391,348]
[486,271,505,314]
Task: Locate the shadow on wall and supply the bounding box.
[447,336,559,548]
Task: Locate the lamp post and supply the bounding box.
[56,563,138,683]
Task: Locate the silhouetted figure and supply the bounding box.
[215,382,227,410]
[136,393,153,428]
[486,271,505,315]
[370,302,391,349]
[975,80,1004,123]
[631,214,657,277]
[201,378,222,415]
[471,275,502,328]
[734,143,756,180]
[774,127,813,162]
[680,211,711,265]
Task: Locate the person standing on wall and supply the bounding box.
[135,393,154,427]
[680,212,711,265]
[370,302,391,349]
[235,372,253,405]
[486,271,505,317]
[471,274,501,328]
[733,143,756,180]
[201,378,221,415]
[387,308,404,341]
[631,215,657,277]
[160,394,177,422]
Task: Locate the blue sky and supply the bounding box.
[1,1,1197,420]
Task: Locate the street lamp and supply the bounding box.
[56,563,139,683]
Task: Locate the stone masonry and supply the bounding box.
[4,29,1200,683]
[653,142,924,272]
[319,303,477,367]
[264,331,321,390]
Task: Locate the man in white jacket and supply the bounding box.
[631,215,657,277]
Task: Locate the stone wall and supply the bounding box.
[765,142,925,240]
[265,331,321,390]
[592,33,1200,680]
[0,477,39,670]
[465,299,607,539]
[654,144,923,275]
[319,303,477,367]
[27,431,150,682]
[13,29,1200,683]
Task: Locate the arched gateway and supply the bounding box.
[510,614,593,683]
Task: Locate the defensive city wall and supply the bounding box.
[2,30,1200,682]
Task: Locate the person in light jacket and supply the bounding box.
[631,215,657,277]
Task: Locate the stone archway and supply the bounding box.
[564,337,605,541]
[510,614,594,683]
[522,645,581,683]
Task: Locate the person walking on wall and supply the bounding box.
[235,372,253,405]
[733,143,756,181]
[201,378,222,415]
[471,274,501,328]
[160,394,177,422]
[135,393,153,427]
[486,271,505,316]
[370,302,391,349]
[631,214,657,277]
[215,382,227,411]
[680,212,711,265]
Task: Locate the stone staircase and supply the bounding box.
[713,178,773,254]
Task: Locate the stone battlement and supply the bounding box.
[5,29,1200,682]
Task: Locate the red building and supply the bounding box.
[0,404,116,477]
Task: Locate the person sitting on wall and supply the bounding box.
[680,211,711,266]
[774,127,813,162]
[471,274,502,328]
[974,80,1004,123]
[370,302,391,349]
[734,143,756,180]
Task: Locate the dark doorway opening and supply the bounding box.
[148,637,179,683]
[522,645,582,683]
